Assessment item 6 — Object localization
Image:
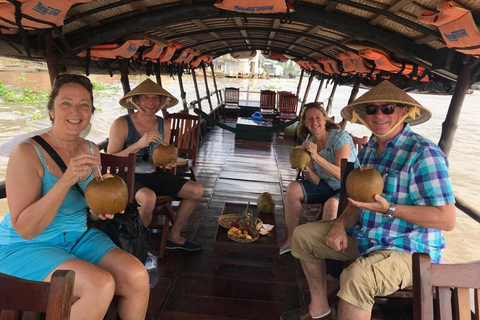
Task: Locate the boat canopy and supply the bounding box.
[0,0,477,88]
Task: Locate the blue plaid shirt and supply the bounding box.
[348,124,455,263]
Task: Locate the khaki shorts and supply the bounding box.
[292,220,413,311]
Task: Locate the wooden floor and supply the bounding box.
[146,123,413,320]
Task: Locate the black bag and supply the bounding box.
[102,203,150,264]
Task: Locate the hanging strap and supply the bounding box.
[31,135,85,197]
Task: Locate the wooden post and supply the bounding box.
[154,63,162,87]
[438,57,474,157]
[326,77,339,114]
[119,59,133,114]
[296,69,304,97]
[210,63,221,105]
[301,72,315,110]
[192,69,202,111]
[314,75,325,102]
[201,63,213,112]
[177,66,189,112]
[43,30,60,86]
[340,75,361,129]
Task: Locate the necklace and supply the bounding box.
[47,131,78,157]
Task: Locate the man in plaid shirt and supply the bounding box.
[281,81,455,320]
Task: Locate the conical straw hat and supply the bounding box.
[341,80,431,126]
[119,78,179,110]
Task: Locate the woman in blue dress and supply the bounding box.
[0,74,149,320]
[279,102,357,255]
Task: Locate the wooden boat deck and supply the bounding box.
[146,124,413,320]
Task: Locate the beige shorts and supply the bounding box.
[292,220,413,311]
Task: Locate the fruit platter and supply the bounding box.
[219,202,274,243]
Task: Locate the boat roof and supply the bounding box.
[0,0,479,85]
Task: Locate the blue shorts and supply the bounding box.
[298,179,339,204]
[0,228,117,281]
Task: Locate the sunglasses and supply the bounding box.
[365,104,397,115]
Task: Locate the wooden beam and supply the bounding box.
[267,19,281,47]
[325,1,339,12]
[201,63,213,112]
[129,2,149,14]
[369,0,415,26]
[438,57,474,156]
[177,66,188,112]
[43,30,59,86]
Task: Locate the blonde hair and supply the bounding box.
[297,102,339,140]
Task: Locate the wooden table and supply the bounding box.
[213,202,279,274]
[235,117,273,142]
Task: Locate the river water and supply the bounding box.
[0,70,478,263]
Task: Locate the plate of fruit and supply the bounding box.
[225,203,274,243]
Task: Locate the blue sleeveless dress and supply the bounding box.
[0,141,117,281]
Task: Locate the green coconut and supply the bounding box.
[257,192,275,213]
[289,148,311,170]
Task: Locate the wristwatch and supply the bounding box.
[383,203,396,219]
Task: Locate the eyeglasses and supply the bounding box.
[142,145,150,162]
[365,104,397,115]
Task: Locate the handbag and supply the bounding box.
[31,135,150,264]
[101,203,150,264]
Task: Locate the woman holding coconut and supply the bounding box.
[0,74,149,320]
[279,102,356,255]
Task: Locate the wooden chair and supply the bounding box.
[260,90,276,119]
[166,112,201,182]
[223,87,240,121]
[413,252,480,320]
[277,94,299,124]
[0,269,75,320]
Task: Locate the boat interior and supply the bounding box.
[0,0,480,319]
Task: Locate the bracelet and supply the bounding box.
[303,167,310,173]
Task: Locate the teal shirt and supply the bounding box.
[308,129,356,190]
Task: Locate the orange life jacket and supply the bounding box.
[214,0,294,14]
[335,52,355,73]
[318,57,338,75]
[264,51,289,62]
[173,48,193,64]
[77,39,150,59]
[0,0,93,31]
[141,43,167,60]
[158,42,182,62]
[346,51,375,74]
[359,48,431,82]
[418,1,480,56]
